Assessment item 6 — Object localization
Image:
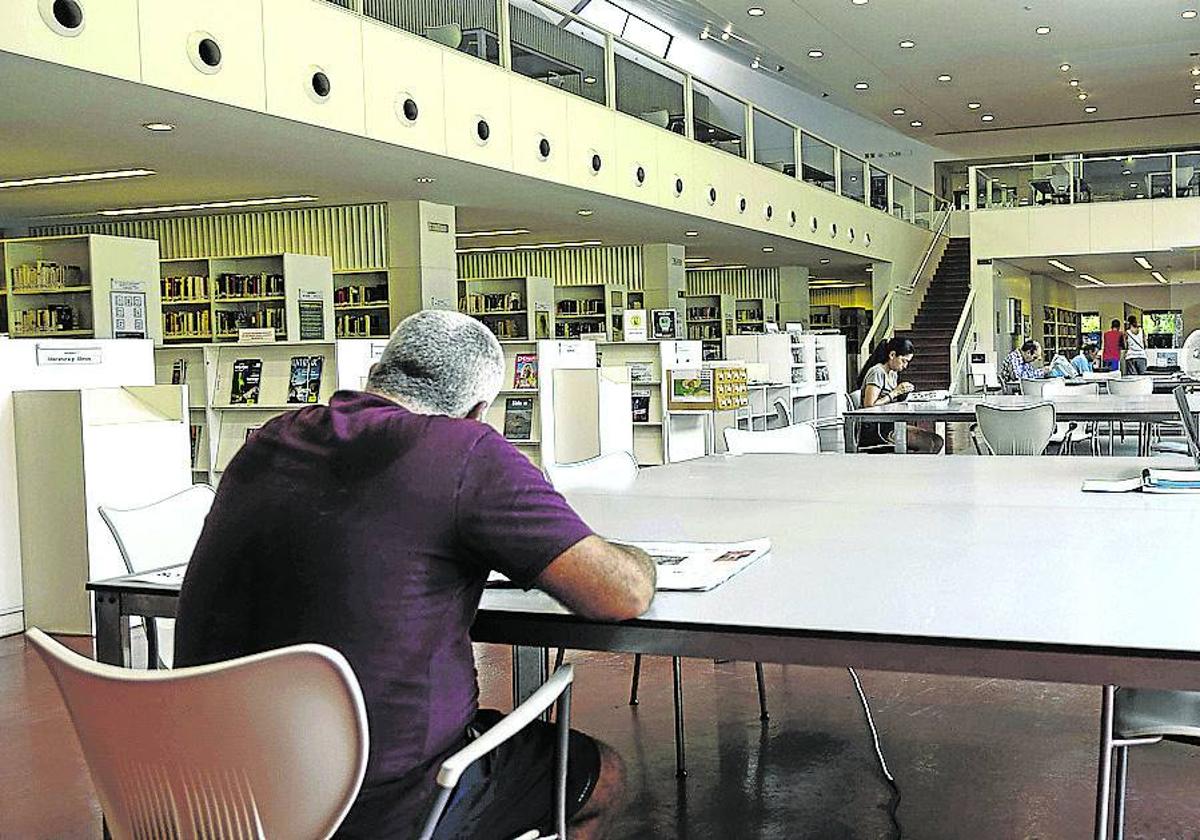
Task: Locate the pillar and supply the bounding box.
[386,200,458,320]
[777,265,810,329]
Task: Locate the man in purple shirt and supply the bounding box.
[175,310,655,839]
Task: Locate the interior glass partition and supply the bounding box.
[1176,153,1200,197]
[364,0,501,64]
[840,154,866,203]
[892,180,914,222]
[752,109,796,175]
[869,165,889,211]
[508,0,606,104]
[614,41,685,133]
[1081,154,1172,202]
[801,133,836,192]
[914,188,932,229]
[692,79,747,158]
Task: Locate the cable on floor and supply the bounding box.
[848,666,903,839]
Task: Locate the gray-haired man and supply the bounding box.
[176,309,654,839]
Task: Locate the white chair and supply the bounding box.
[640,109,670,129]
[975,402,1056,455]
[544,451,638,493]
[1019,377,1066,398]
[1062,382,1101,454]
[98,485,216,669]
[424,23,464,49]
[724,423,819,455]
[1107,377,1155,454]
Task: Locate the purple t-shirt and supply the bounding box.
[174,391,592,834]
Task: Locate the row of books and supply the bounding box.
[336,312,388,336]
[686,306,720,320]
[688,325,723,340]
[214,272,285,299]
[189,424,204,468]
[334,284,388,305]
[461,292,523,314]
[227,356,326,405]
[11,305,80,332]
[555,322,605,339]
[164,309,211,336]
[501,387,653,435]
[481,317,528,339]
[161,275,209,300]
[736,308,765,321]
[556,299,604,315]
[215,306,285,333]
[10,261,85,290]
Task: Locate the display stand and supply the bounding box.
[537,340,632,469]
[12,385,190,634]
[685,294,734,361]
[153,345,212,481]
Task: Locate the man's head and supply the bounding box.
[366,310,504,419]
[1111,319,1121,330]
[1081,344,1097,360]
[1020,340,1041,363]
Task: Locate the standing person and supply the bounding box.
[1101,319,1124,372]
[174,310,656,840]
[998,340,1050,390]
[856,336,943,454]
[1124,316,1148,375]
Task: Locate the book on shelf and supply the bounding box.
[286,355,325,404]
[229,358,263,405]
[626,361,653,384]
[631,389,651,422]
[170,359,188,385]
[502,397,535,441]
[650,309,678,340]
[189,424,202,466]
[513,353,538,390]
[1082,468,1200,494]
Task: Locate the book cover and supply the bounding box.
[189,424,202,466]
[229,358,263,405]
[651,309,678,339]
[513,354,538,390]
[503,397,534,440]
[631,389,651,422]
[286,355,325,404]
[171,359,188,385]
[306,356,324,402]
[626,362,653,384]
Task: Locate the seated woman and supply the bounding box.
[857,336,944,454]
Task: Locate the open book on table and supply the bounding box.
[488,538,771,592]
[1082,468,1200,494]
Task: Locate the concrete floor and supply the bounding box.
[6,633,1200,839]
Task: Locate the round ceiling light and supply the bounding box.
[1192,67,1200,76]
[684,230,699,237]
[577,209,594,216]
[1084,105,1098,113]
[1077,92,1088,100]
[808,49,824,58]
[981,113,995,122]
[1184,9,1198,18]
[937,74,952,82]
[909,119,923,127]
[583,75,596,84]
[762,246,775,253]
[820,258,831,264]
[1060,63,1071,72]
[414,176,436,183]
[1035,25,1052,35]
[892,107,906,115]
[851,0,868,5]
[967,102,982,109]
[854,81,870,90]
[142,122,175,132]
[899,40,916,49]
[747,6,765,16]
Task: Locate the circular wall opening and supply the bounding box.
[764,204,774,221]
[830,222,838,238]
[198,37,221,68]
[707,186,718,206]
[538,137,551,160]
[848,227,856,242]
[476,119,491,144]
[39,0,85,36]
[187,31,223,74]
[737,196,747,214]
[864,232,872,247]
[788,210,798,227]
[674,177,684,197]
[810,216,819,233]
[590,153,602,174]
[310,70,331,99]
[635,165,646,185]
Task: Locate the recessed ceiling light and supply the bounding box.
[751,57,761,69]
[0,168,155,190]
[1135,256,1153,269]
[854,81,870,90]
[762,246,775,252]
[1122,168,1132,175]
[747,6,765,16]
[808,49,824,58]
[1035,25,1052,35]
[1069,79,1080,86]
[851,0,868,5]
[899,40,916,49]
[142,122,175,132]
[892,107,906,115]
[577,209,594,216]
[1193,83,1200,90]
[1192,67,1200,76]
[689,264,748,271]
[1152,271,1168,283]
[1137,193,1147,199]
[937,74,952,82]
[685,257,710,264]
[455,228,532,238]
[415,176,436,183]
[583,75,596,84]
[685,230,699,237]
[699,27,710,39]
[981,113,995,122]
[1130,182,1139,188]
[721,26,732,40]
[97,195,317,216]
[1060,63,1072,72]
[1184,9,1198,18]
[1079,274,1105,286]
[1084,105,1098,113]
[820,258,831,264]
[967,102,982,109]
[1047,259,1075,272]
[1077,92,1088,100]
[910,119,923,127]
[1193,97,1200,105]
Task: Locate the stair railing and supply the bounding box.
[859,288,894,360]
[948,287,977,394]
[895,200,953,297]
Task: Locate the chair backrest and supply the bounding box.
[98,485,216,574]
[26,628,368,840]
[545,451,638,492]
[1174,385,1200,461]
[1069,383,1101,396]
[724,423,819,455]
[1108,377,1154,396]
[424,23,463,49]
[848,388,864,409]
[975,402,1057,455]
[1020,377,1066,397]
[771,397,792,426]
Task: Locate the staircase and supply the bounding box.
[893,237,971,391]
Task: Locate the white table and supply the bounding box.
[473,454,1200,840]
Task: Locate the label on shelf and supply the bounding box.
[299,299,326,340]
[112,280,144,293]
[36,345,102,366]
[237,328,277,343]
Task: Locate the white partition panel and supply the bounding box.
[362,18,448,155]
[442,50,514,171]
[509,75,570,183]
[614,117,661,205]
[565,97,617,193]
[138,0,268,111]
[653,128,698,214]
[0,0,141,81]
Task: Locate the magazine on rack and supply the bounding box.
[487,538,770,592]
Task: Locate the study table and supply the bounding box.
[89,455,1200,839]
[843,393,1196,455]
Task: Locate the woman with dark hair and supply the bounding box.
[855,336,944,453]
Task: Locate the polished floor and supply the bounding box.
[5,633,1200,839]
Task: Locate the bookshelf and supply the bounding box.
[1,234,162,342]
[153,345,212,480]
[734,297,776,335]
[554,284,624,341]
[458,276,556,342]
[1042,306,1080,358]
[486,340,544,466]
[334,268,391,338]
[159,253,334,344]
[685,293,734,361]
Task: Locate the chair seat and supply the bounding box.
[1152,440,1192,455]
[1115,688,1200,741]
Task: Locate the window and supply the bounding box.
[576,0,673,58]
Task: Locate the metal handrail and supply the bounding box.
[859,288,894,360]
[896,202,952,295]
[948,287,977,394]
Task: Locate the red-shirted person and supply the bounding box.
[1101,319,1124,372]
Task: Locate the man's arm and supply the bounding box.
[534,536,655,622]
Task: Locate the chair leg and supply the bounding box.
[672,657,687,778]
[145,622,159,671]
[1113,745,1129,840]
[755,662,769,721]
[554,647,565,670]
[1095,685,1117,840]
[628,654,642,706]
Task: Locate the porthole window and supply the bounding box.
[764,204,774,221]
[187,31,223,74]
[308,67,332,103]
[590,151,603,174]
[674,177,685,197]
[634,164,646,186]
[830,222,838,238]
[394,94,419,125]
[810,216,819,233]
[537,136,551,161]
[707,186,718,206]
[788,210,798,228]
[864,232,872,247]
[39,0,84,37]
[848,227,856,243]
[475,118,491,145]
[737,195,747,214]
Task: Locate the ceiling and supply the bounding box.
[1001,249,1200,288]
[632,0,1200,157]
[0,52,873,277]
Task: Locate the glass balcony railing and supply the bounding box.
[971,150,1200,210]
[325,0,944,230]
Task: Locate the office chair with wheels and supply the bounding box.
[98,484,216,669]
[724,423,819,455]
[975,402,1056,455]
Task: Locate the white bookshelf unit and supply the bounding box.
[153,345,212,480]
[334,268,391,338]
[488,339,544,466]
[734,297,776,335]
[459,276,555,341]
[554,284,624,341]
[2,234,162,342]
[685,293,733,361]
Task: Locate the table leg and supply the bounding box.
[512,644,550,717]
[894,422,908,454]
[936,421,947,456]
[1094,684,1116,840]
[93,593,131,667]
[844,416,858,453]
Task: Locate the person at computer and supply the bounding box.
[998,340,1050,391]
[174,310,656,840]
[857,336,944,454]
[1101,319,1124,372]
[1124,316,1149,375]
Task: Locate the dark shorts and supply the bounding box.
[338,710,602,840]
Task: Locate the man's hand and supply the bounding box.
[534,536,655,622]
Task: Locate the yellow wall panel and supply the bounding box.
[457,245,643,289]
[508,76,569,184]
[138,0,267,111]
[0,0,141,81]
[442,50,514,171]
[361,17,447,155]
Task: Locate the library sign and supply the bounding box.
[36,345,103,366]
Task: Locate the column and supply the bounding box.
[386,200,458,320]
[777,265,810,329]
[640,243,686,320]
